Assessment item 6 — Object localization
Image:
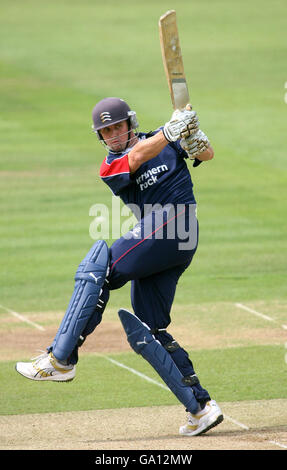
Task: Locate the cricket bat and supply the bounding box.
[159,10,202,166]
[159,10,190,111]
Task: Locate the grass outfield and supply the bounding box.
[0,0,286,421]
[1,345,285,415]
[1,300,286,417]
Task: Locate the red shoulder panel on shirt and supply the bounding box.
[100,154,130,178]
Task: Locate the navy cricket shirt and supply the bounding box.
[99,130,196,219]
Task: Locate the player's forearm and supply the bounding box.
[128,130,168,173]
[195,145,214,161]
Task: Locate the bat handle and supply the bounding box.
[182,104,202,167]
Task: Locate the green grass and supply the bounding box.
[1,345,285,416]
[0,0,286,311]
[0,0,286,415]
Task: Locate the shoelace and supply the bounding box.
[30,350,48,362]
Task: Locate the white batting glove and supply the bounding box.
[163,107,199,142]
[180,129,210,159]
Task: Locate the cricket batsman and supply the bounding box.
[16,97,223,436]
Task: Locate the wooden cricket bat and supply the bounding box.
[159,10,203,167]
[159,10,190,110]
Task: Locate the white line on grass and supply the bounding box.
[103,355,169,390]
[268,440,287,449]
[235,303,287,330]
[0,303,45,331]
[103,354,287,450]
[223,415,249,430]
[224,416,287,449]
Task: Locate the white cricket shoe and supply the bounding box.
[179,400,223,436]
[15,351,76,382]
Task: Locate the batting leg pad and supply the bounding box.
[118,309,199,414]
[52,240,109,361]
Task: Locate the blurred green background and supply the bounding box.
[1,0,286,312]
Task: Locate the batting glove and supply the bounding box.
[163,108,199,142]
[180,129,210,159]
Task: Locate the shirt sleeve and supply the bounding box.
[100,154,132,195]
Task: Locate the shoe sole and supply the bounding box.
[15,365,75,382]
[196,413,224,436]
[180,413,224,436]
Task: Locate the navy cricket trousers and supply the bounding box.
[108,204,198,330]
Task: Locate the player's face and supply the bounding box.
[100,120,130,152]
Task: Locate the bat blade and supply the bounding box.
[159,10,190,110]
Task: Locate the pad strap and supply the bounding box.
[164,341,180,353]
[182,374,200,387]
